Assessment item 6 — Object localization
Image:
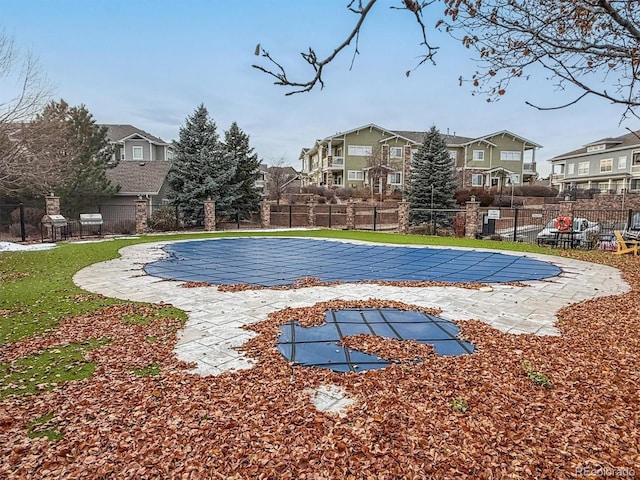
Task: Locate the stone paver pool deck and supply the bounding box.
[73,237,629,376]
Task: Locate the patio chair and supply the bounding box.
[613,231,639,256]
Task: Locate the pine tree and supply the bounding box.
[224,122,261,219]
[168,104,239,222]
[30,100,118,215]
[59,103,118,215]
[408,126,457,225]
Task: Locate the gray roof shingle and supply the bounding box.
[552,129,640,159]
[106,161,172,195]
[103,124,169,145]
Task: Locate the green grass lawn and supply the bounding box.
[0,229,556,398]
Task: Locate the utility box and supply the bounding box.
[481,214,496,236]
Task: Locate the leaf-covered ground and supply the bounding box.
[1,251,639,479]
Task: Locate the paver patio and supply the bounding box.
[73,237,629,376]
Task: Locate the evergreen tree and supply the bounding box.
[408,126,457,225]
[224,122,261,219]
[59,103,119,215]
[168,104,239,222]
[29,100,118,215]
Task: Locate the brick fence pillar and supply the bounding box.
[203,199,216,231]
[346,200,356,230]
[464,199,480,238]
[45,194,61,216]
[307,200,316,227]
[398,201,410,234]
[135,198,148,234]
[261,201,271,228]
[558,200,574,219]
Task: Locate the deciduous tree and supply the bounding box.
[254,0,640,116]
[0,29,53,197]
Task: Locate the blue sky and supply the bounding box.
[2,0,638,177]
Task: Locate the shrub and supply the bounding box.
[148,206,178,232]
[335,187,355,199]
[109,220,136,235]
[11,207,45,225]
[9,223,40,239]
[517,185,558,197]
[455,188,494,206]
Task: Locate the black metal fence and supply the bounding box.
[0,204,27,242]
[409,208,466,236]
[478,207,639,248]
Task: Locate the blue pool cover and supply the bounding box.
[144,237,561,286]
[277,308,475,372]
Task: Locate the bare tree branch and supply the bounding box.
[253,0,640,117]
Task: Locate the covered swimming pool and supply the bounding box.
[144,237,561,286]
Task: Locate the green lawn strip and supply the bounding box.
[0,338,109,399]
[122,305,187,326]
[132,361,161,377]
[26,412,64,441]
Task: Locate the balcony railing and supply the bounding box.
[523,163,536,173]
[632,164,640,174]
[327,156,344,168]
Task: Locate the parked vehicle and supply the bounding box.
[537,217,600,247]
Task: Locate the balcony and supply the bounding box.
[323,156,344,170]
[632,164,640,174]
[522,162,536,174]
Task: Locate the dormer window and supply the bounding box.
[132,146,143,160]
[587,144,606,153]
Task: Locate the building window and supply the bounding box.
[567,163,575,175]
[132,146,143,160]
[618,156,627,169]
[448,150,457,161]
[587,144,606,153]
[390,147,403,158]
[472,150,484,161]
[578,161,589,175]
[388,172,402,185]
[507,174,520,184]
[347,170,364,181]
[600,158,613,173]
[633,150,640,165]
[471,174,483,186]
[500,151,521,161]
[347,145,372,156]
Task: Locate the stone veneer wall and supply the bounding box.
[203,200,216,231]
[134,199,148,234]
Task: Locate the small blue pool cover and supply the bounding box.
[277,308,475,372]
[144,237,561,286]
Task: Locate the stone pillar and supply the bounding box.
[326,159,334,188]
[45,194,61,216]
[346,200,356,230]
[464,199,480,239]
[203,200,216,231]
[558,200,573,220]
[134,198,148,234]
[260,201,271,228]
[403,146,412,193]
[398,201,410,234]
[307,200,316,227]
